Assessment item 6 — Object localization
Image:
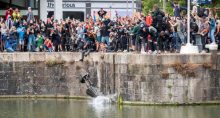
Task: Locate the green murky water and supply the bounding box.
[0,99,220,118]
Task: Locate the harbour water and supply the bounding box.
[0,99,220,118]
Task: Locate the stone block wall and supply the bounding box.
[114,53,220,104]
[0,52,220,104]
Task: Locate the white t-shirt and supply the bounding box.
[94,26,101,36]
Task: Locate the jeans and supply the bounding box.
[136,36,146,52]
[120,36,128,51]
[210,27,216,43]
[28,34,36,51]
[43,45,52,52]
[101,36,110,45]
[5,39,17,52]
[177,31,186,45]
[158,38,169,51]
[172,32,180,50]
[1,35,7,41]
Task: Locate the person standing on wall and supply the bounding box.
[98,8,107,20]
[27,7,35,24]
[5,8,13,20]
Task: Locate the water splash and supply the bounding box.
[91,94,118,106]
[92,96,112,105]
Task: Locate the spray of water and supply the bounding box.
[92,96,112,105]
[91,94,118,106]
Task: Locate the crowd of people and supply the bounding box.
[0,2,220,54]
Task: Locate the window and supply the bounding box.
[27,0,39,9]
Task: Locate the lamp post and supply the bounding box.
[132,0,134,14]
[163,0,166,12]
[110,5,112,19]
[180,0,199,54]
[126,0,128,16]
[186,0,191,45]
[9,0,12,7]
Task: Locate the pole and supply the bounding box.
[110,6,111,18]
[132,0,134,14]
[9,0,12,7]
[163,0,166,12]
[127,0,129,16]
[187,0,190,45]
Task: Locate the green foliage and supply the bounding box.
[142,0,186,15]
[202,0,220,17]
[142,0,161,15]
[142,0,220,17]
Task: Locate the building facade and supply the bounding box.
[41,0,142,21]
[0,0,142,21]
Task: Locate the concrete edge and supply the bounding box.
[122,101,220,106]
[1,96,220,106]
[0,95,91,100]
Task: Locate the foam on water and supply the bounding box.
[90,94,117,107]
[92,96,112,105]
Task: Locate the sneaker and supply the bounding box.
[164,51,168,54]
[141,51,147,54]
[117,50,122,52]
[152,51,157,55]
[123,50,128,53]
[148,50,152,54]
[201,50,206,54]
[158,50,161,54]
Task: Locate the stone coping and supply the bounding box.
[122,101,220,106]
[0,95,91,100]
[0,52,217,65]
[0,95,219,106]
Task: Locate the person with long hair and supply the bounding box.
[208,9,217,44]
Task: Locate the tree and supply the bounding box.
[142,0,186,15]
[142,0,220,16]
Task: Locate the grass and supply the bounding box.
[100,55,104,60]
[167,85,172,89]
[45,59,66,67]
[171,62,198,78]
[76,65,81,70]
[160,71,169,79]
[168,93,173,99]
[202,63,213,69]
[68,60,75,65]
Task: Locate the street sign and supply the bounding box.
[192,0,212,5]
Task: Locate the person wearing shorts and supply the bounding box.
[17,25,25,51]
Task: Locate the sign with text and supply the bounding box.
[47,1,76,9]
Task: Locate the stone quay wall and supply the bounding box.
[0,52,220,105]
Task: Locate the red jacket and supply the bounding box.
[146,15,153,27]
[5,9,13,20]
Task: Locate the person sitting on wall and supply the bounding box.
[5,8,13,20]
[98,8,107,20]
[5,26,18,52]
[44,37,53,52]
